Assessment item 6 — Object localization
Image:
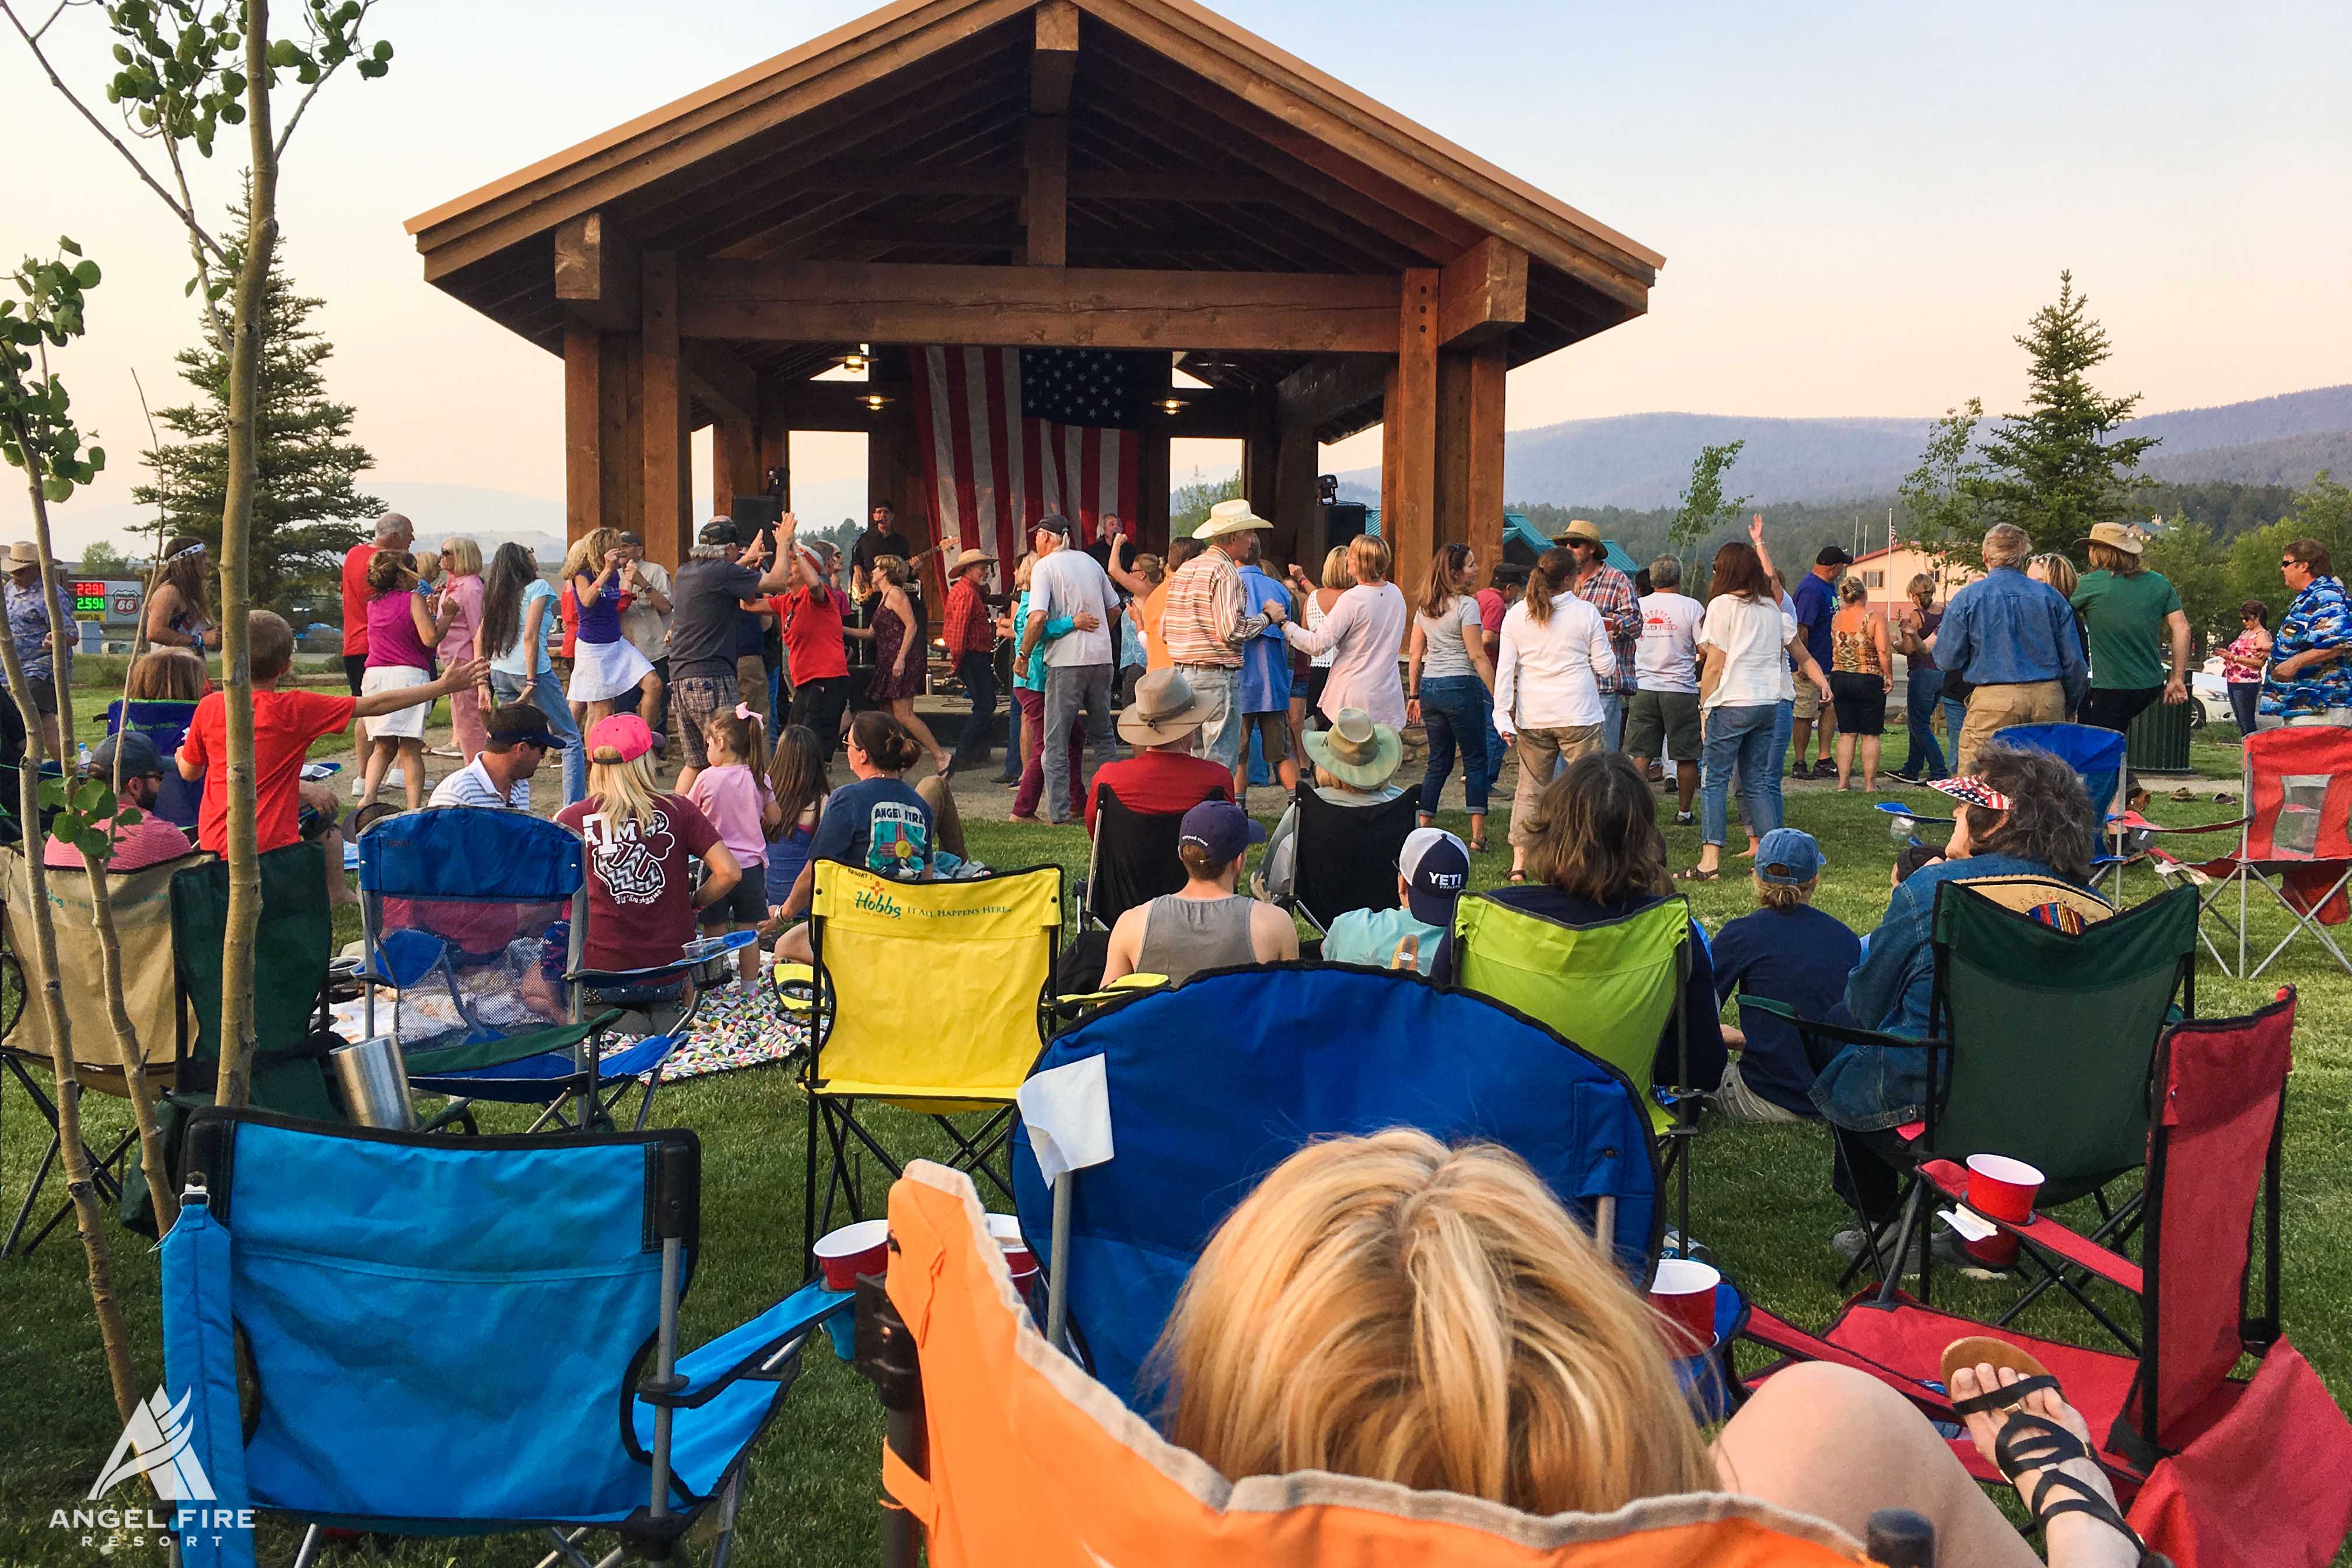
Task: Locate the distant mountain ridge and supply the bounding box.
[1336,384,2352,510]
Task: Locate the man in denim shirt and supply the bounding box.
[1808,747,2106,1269]
[1937,523,2088,772]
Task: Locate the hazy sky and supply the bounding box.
[6,0,2347,545]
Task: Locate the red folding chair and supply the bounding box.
[1741,991,2352,1568]
[2146,725,2352,978]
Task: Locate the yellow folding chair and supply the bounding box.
[800,859,1062,1266]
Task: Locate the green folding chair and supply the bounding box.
[169,842,344,1122]
[1448,894,1700,1248]
[1752,876,2196,1311]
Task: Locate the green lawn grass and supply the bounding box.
[4,729,2348,1566]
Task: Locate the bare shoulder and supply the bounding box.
[1251,898,1301,955]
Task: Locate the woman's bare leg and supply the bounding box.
[1835,732,1856,790]
[1860,734,1882,792]
[890,697,951,775]
[359,737,395,809]
[1713,1363,2041,1568]
[772,921,814,967]
[398,739,426,810]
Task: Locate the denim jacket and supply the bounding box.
[1937,568,2088,709]
[1810,852,2098,1130]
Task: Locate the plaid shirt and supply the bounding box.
[1574,564,1642,694]
[1159,548,1269,670]
[942,576,995,661]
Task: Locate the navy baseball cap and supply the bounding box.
[1178,799,1265,866]
[89,730,163,779]
[1399,827,1470,925]
[1033,513,1072,538]
[1755,828,1826,887]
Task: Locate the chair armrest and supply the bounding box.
[637,1279,856,1410]
[1919,1160,2143,1294]
[2119,810,2252,838]
[1735,996,1937,1056]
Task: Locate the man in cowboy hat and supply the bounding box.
[4,540,74,760]
[1255,706,1405,904]
[1084,667,1236,834]
[942,544,1002,774]
[1555,519,1641,752]
[1160,497,1282,775]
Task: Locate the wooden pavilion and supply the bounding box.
[404,0,1662,575]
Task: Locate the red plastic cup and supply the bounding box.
[1964,1155,2043,1268]
[1648,1259,1720,1356]
[813,1219,890,1292]
[985,1213,1033,1274]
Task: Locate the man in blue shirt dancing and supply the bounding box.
[1936,523,2089,772]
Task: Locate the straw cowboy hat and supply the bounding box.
[950,546,998,574]
[1555,518,1604,548]
[4,542,42,570]
[1193,498,1272,540]
[1117,667,1215,747]
[1305,707,1404,791]
[2077,521,2144,555]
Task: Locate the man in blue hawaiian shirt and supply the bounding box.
[2259,538,2352,723]
[5,541,75,760]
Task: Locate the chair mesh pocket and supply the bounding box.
[2277,774,2329,858]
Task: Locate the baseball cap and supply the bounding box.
[88,730,163,779]
[586,712,654,764]
[487,704,566,750]
[1815,545,1853,566]
[1032,513,1072,538]
[697,516,739,547]
[1754,828,1825,887]
[1399,827,1470,925]
[1177,799,1266,867]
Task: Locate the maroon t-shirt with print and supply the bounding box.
[556,792,722,974]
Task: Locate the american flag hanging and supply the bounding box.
[910,346,1142,569]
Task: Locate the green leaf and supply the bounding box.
[41,475,71,503]
[58,236,81,257]
[71,260,100,288]
[372,39,392,60]
[267,38,298,67]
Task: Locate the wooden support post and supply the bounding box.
[640,251,687,569]
[757,414,790,509]
[564,320,603,543]
[1136,425,1171,552]
[1024,116,1068,267]
[1435,342,1507,568]
[1242,383,1280,550]
[712,414,758,516]
[597,332,644,548]
[1272,421,1318,572]
[1381,268,1439,581]
[1032,0,1079,111]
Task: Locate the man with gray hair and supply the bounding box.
[1628,554,1705,821]
[666,514,801,788]
[1935,522,2088,772]
[341,510,413,696]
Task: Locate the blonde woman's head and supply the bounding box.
[1320,546,1350,592]
[440,536,482,577]
[1346,533,1392,584]
[1155,1130,1713,1516]
[2028,551,2078,598]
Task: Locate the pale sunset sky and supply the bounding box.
[4,0,2347,547]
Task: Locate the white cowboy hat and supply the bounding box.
[1116,667,1215,747]
[1304,708,1404,791]
[1193,498,1272,540]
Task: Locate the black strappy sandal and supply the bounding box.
[1943,1338,2167,1566]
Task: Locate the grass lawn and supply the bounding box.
[3,727,2348,1566]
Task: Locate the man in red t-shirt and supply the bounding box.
[775,544,853,761]
[179,609,485,905]
[341,512,411,694]
[1086,668,1233,835]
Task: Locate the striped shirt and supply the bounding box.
[429,757,530,812]
[1158,548,1270,670]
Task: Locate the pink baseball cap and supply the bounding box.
[586,713,654,764]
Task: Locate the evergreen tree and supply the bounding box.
[1965,272,2157,546]
[132,218,382,611]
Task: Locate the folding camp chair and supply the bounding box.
[0,848,192,1255]
[107,698,204,831]
[170,842,344,1122]
[355,807,728,1133]
[1072,784,1188,930]
[2148,724,2352,978]
[1996,722,2133,894]
[1741,992,2352,1568]
[800,859,1062,1267]
[1751,877,2194,1304]
[860,1161,1894,1568]
[162,1107,857,1568]
[1279,780,1421,933]
[1446,892,1704,1252]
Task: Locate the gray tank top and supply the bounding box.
[1137,894,1259,986]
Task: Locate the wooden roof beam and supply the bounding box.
[1276,353,1388,436]
[684,342,760,424]
[1437,237,1528,348]
[678,258,1399,352]
[553,211,639,332]
[1025,115,1068,265]
[1031,0,1079,113]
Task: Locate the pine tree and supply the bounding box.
[132,216,382,611]
[1964,272,2157,547]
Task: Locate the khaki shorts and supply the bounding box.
[1241,709,1292,765]
[1625,689,1702,762]
[1792,678,1828,723]
[1956,679,2064,775]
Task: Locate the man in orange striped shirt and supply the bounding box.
[1158,499,1280,771]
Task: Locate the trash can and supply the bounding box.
[2126,695,2194,778]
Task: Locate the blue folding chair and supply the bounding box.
[162,1107,854,1568]
[1997,722,2132,893]
[1008,964,1671,1412]
[356,807,748,1132]
[107,698,203,831]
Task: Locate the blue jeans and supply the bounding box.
[1418,675,1495,813]
[1940,694,1966,750]
[1599,691,1625,752]
[2228,681,2260,736]
[1702,703,1782,849]
[1903,666,1947,778]
[492,668,584,805]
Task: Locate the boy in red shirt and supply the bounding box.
[178,610,485,903]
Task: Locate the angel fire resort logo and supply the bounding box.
[49,1385,253,1552]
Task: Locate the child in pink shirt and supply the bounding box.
[686,707,782,985]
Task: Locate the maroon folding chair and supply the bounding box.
[1741,991,2352,1568]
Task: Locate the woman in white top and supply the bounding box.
[1404,543,1497,852]
[1682,534,1832,883]
[1272,533,1408,730]
[1492,548,1616,881]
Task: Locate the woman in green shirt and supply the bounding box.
[2070,522,2191,738]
